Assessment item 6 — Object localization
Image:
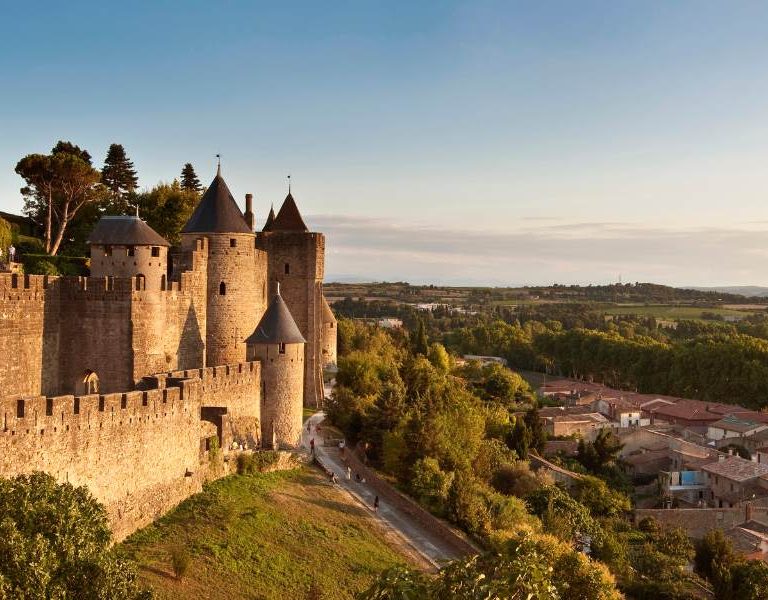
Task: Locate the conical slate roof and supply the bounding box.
[87,215,169,246]
[263,205,276,231]
[181,169,251,234]
[245,291,306,345]
[321,295,336,324]
[271,193,308,232]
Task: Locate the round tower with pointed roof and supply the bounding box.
[88,215,170,290]
[181,166,268,367]
[246,285,305,448]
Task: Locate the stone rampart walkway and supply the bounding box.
[302,411,471,569]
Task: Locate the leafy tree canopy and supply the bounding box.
[0,472,151,599]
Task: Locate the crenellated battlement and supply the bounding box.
[0,377,202,438]
[0,273,58,297]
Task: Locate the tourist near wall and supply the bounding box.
[342,446,479,558]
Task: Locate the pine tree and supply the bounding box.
[180,163,202,193]
[101,144,138,213]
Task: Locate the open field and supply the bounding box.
[120,467,420,600]
[602,304,764,320]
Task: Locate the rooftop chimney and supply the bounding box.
[244,193,255,231]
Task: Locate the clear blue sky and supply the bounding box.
[3,1,768,286]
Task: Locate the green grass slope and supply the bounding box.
[119,467,419,600]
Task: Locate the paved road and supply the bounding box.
[302,411,465,569]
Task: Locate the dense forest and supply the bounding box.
[332,297,768,409]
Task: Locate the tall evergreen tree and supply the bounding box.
[180,163,202,192]
[101,144,138,213]
[412,320,429,356]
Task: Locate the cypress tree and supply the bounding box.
[412,319,429,356]
[101,144,138,213]
[180,163,202,192]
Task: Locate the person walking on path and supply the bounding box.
[346,466,352,480]
[8,245,15,263]
[310,437,315,455]
[373,495,379,513]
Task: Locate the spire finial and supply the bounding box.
[216,154,221,176]
[287,174,291,194]
[133,202,139,218]
[276,281,281,296]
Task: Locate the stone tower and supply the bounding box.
[246,286,305,449]
[320,295,337,368]
[181,167,268,367]
[88,215,170,290]
[255,192,329,407]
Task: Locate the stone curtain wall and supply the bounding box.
[130,272,207,382]
[0,274,60,397]
[155,361,262,450]
[0,257,209,400]
[0,361,262,540]
[0,378,203,539]
[57,277,135,394]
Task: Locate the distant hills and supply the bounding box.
[690,286,768,298]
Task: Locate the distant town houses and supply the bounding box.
[535,374,768,561]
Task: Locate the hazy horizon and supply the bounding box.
[3,1,768,287]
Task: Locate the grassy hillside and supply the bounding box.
[120,467,422,600]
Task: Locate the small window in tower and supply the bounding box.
[151,246,160,257]
[230,238,237,248]
[104,245,112,257]
[219,281,226,295]
[284,263,290,275]
[127,246,135,257]
[278,342,286,354]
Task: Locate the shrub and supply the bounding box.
[491,461,549,497]
[0,472,151,599]
[237,451,280,475]
[170,546,190,580]
[21,253,89,276]
[409,457,453,511]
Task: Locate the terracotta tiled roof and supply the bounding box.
[702,456,768,482]
[710,416,766,434]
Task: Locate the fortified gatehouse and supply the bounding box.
[0,167,336,539]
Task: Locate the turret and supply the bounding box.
[246,285,305,448]
[181,167,268,367]
[88,215,169,290]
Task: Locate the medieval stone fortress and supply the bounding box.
[0,167,337,539]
